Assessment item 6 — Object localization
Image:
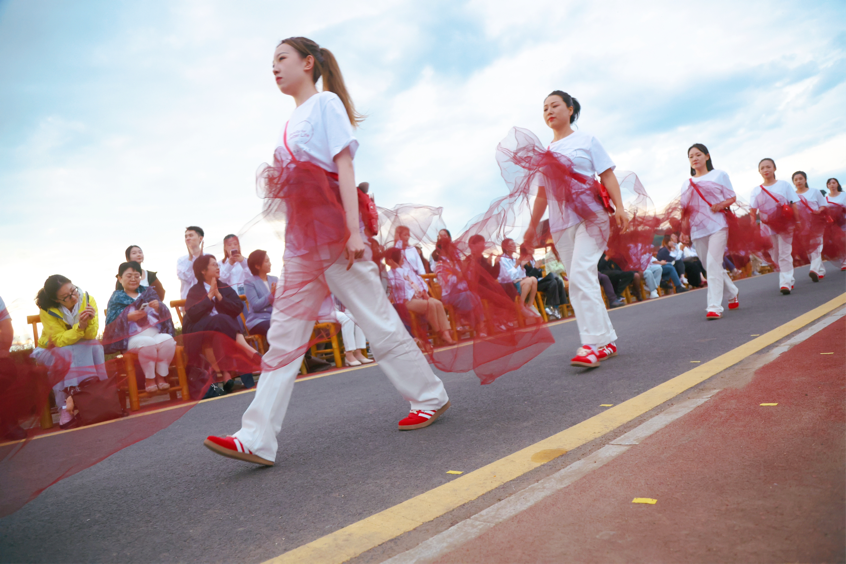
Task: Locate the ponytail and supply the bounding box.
[279,37,365,128]
[36,274,71,311]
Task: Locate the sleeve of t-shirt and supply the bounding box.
[589,136,615,176]
[716,171,736,200]
[750,187,762,210]
[783,183,800,203]
[322,95,359,161]
[0,296,9,322]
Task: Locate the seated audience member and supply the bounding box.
[0,295,26,440]
[723,254,741,278]
[598,252,643,301]
[433,245,486,335]
[497,238,539,316]
[105,262,176,394]
[385,248,455,345]
[242,250,332,374]
[244,250,276,338]
[657,235,686,283]
[598,272,625,308]
[177,226,205,300]
[220,234,250,295]
[394,225,427,275]
[32,275,107,429]
[652,247,688,293]
[183,255,260,389]
[317,295,373,366]
[524,247,566,319]
[464,234,501,292]
[680,234,707,287]
[116,245,165,300]
[641,252,664,299]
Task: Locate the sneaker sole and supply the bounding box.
[706,315,721,320]
[570,359,600,368]
[809,272,819,282]
[598,351,617,361]
[399,401,451,431]
[203,438,275,466]
[780,288,791,295]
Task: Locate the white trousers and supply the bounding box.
[319,310,367,351]
[770,232,795,288]
[642,264,663,292]
[553,218,617,347]
[809,242,826,276]
[234,252,449,461]
[693,228,738,314]
[128,328,176,379]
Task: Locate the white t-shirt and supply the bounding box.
[220,259,249,294]
[827,191,846,232]
[278,91,358,173]
[679,169,736,240]
[544,130,616,232]
[796,189,827,211]
[0,295,9,323]
[395,242,426,276]
[751,180,799,237]
[498,256,526,284]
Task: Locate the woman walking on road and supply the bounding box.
[679,144,740,319]
[204,37,450,467]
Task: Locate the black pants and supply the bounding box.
[683,258,706,287]
[537,274,566,308]
[600,269,634,298]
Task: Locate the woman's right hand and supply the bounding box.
[270,282,277,297]
[128,309,147,322]
[208,278,218,299]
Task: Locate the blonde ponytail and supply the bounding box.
[279,37,365,128]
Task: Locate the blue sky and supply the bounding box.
[1,0,845,337]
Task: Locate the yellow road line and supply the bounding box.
[266,293,845,564]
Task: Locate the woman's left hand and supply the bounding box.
[149,300,160,310]
[615,207,629,233]
[345,232,366,271]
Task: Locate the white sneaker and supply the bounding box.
[649,290,659,299]
[680,275,688,286]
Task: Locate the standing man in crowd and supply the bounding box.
[177,226,205,300]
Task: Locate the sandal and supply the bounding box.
[145,382,158,393]
[157,381,171,391]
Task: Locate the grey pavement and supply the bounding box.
[1,264,844,564]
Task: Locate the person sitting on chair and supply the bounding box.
[183,255,261,390]
[104,262,176,394]
[386,247,455,345]
[497,238,539,317]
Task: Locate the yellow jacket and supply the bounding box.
[38,291,100,348]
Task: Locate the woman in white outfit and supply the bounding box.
[750,158,801,294]
[316,295,373,366]
[824,178,846,271]
[204,37,450,467]
[521,91,630,368]
[791,171,828,282]
[679,144,740,319]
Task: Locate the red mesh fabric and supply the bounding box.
[378,202,553,384]
[754,185,796,236]
[493,128,654,271]
[792,194,829,264]
[670,180,771,269]
[822,200,846,261]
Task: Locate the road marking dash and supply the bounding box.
[750,334,760,336]
[760,403,778,406]
[690,361,701,363]
[821,352,834,355]
[632,498,657,504]
[600,404,613,407]
[446,471,463,475]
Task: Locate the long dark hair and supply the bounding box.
[279,37,364,128]
[827,178,843,193]
[688,143,714,176]
[792,171,808,188]
[36,274,71,311]
[546,91,581,124]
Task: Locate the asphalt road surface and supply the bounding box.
[1,264,844,564]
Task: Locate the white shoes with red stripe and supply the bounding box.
[204,435,274,466]
[398,401,451,430]
[571,346,600,368]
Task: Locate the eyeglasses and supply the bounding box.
[57,288,78,302]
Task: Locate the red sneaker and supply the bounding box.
[398,401,451,431]
[780,286,791,295]
[728,294,739,310]
[596,343,617,361]
[203,436,274,466]
[819,275,825,280]
[706,312,721,320]
[571,346,600,367]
